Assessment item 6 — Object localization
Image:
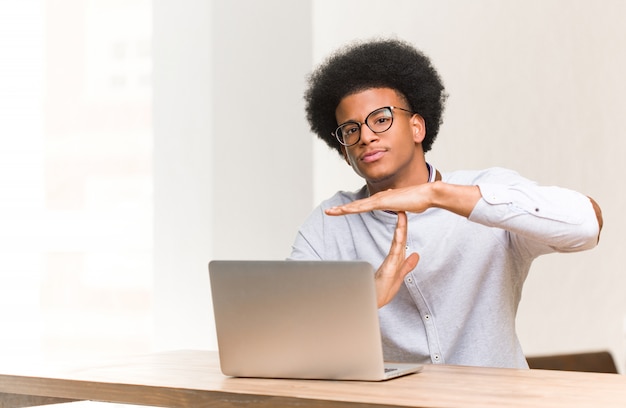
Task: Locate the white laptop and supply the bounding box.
[208,260,423,381]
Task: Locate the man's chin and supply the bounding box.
[360,173,396,189]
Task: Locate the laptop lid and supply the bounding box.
[208,260,422,381]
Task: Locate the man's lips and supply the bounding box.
[360,149,386,163]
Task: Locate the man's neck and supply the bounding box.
[366,161,433,195]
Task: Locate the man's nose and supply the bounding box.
[359,124,379,144]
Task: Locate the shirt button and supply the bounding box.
[433,354,441,362]
[424,314,431,320]
[406,277,413,283]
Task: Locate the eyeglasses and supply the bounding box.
[332,106,414,147]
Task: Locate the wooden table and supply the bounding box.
[0,350,625,408]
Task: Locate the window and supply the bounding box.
[0,0,153,359]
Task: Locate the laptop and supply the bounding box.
[208,260,423,381]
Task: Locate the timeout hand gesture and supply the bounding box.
[324,183,481,307]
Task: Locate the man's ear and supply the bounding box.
[411,114,426,144]
[340,146,351,166]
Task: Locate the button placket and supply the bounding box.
[403,274,445,365]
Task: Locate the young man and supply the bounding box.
[289,38,603,369]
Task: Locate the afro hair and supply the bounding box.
[304,38,447,157]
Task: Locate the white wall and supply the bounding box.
[153,0,313,350]
[153,0,626,372]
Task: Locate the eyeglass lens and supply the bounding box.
[336,107,394,146]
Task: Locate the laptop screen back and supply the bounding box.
[208,260,388,380]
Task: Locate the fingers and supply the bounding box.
[376,252,419,308]
[325,189,397,215]
[324,187,411,216]
[390,210,408,257]
[325,199,376,215]
[391,212,419,276]
[375,212,420,307]
[404,252,420,271]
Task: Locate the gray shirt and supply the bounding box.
[289,167,599,368]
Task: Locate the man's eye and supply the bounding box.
[375,116,391,125]
[343,125,359,135]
